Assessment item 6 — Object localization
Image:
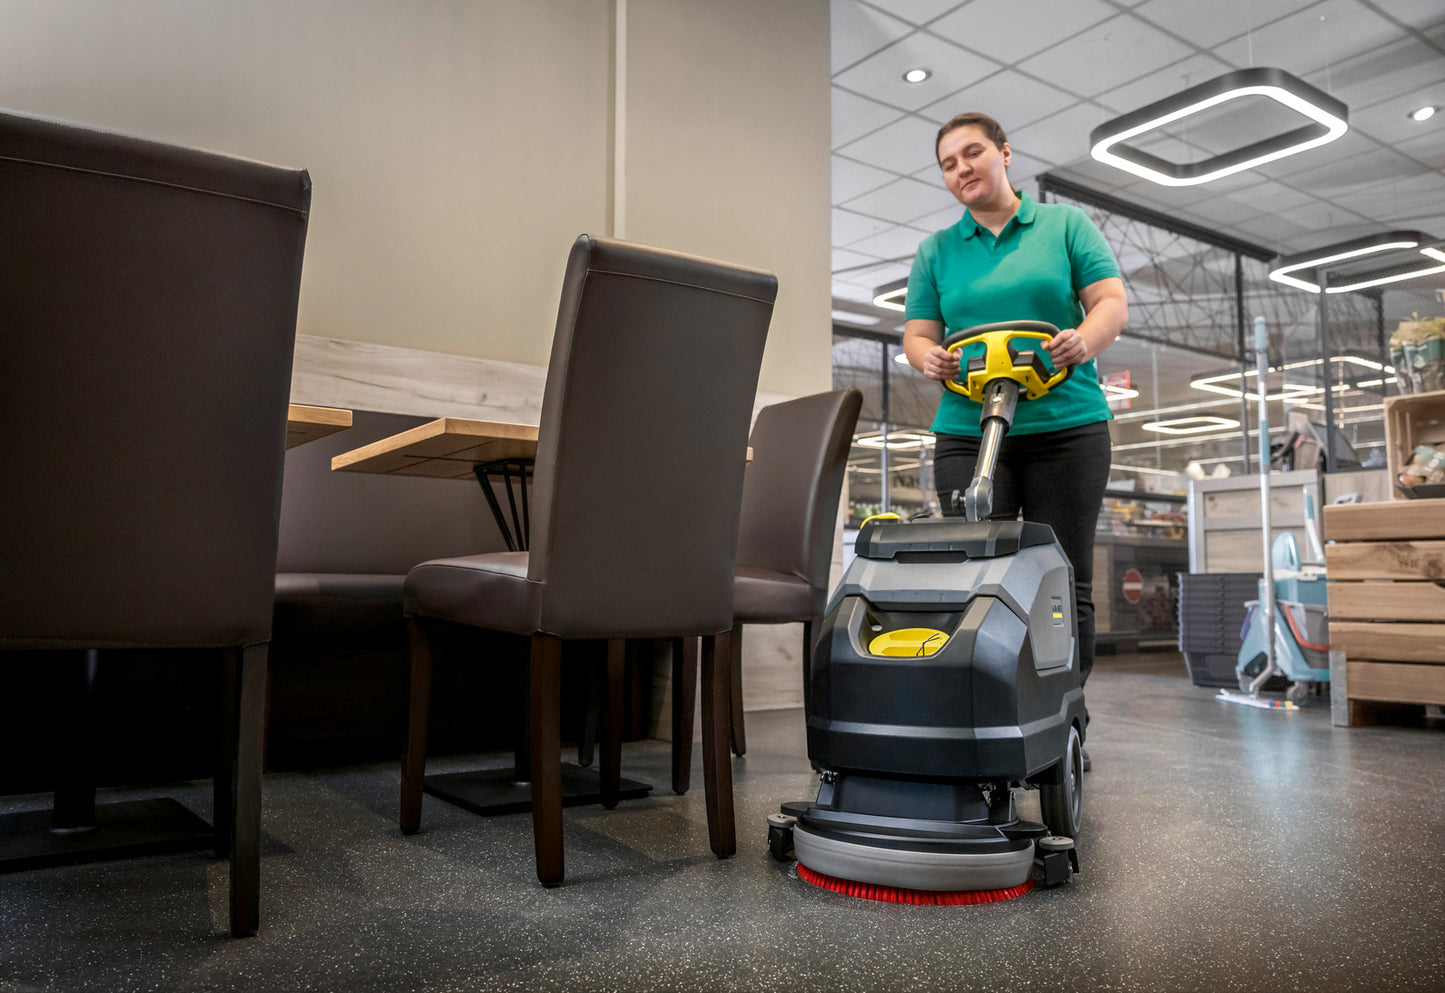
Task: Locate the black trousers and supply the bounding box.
[933,420,1112,685]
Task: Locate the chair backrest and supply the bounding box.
[735,389,863,599]
[528,236,776,638]
[0,109,311,650]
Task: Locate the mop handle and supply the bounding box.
[1255,316,1275,682]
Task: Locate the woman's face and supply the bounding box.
[937,125,1012,209]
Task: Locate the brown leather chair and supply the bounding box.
[0,109,310,937]
[670,389,862,787]
[400,235,775,886]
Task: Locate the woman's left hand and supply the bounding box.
[1042,328,1088,367]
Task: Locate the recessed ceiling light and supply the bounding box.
[1142,415,1241,436]
[903,68,931,84]
[1089,67,1348,187]
[893,351,911,366]
[1410,105,1438,122]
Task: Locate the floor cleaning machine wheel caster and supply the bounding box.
[1035,836,1080,888]
[767,813,796,862]
[1040,724,1084,837]
[1285,681,1310,705]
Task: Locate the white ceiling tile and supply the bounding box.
[910,201,966,231]
[832,87,907,148]
[1396,129,1445,171]
[868,0,968,26]
[1233,214,1316,252]
[833,206,894,245]
[1229,180,1323,214]
[930,0,1116,66]
[845,223,933,258]
[1270,198,1374,230]
[1016,15,1195,98]
[916,68,1079,128]
[831,0,914,74]
[1007,107,1107,166]
[1328,38,1445,115]
[831,282,880,305]
[1264,144,1422,202]
[843,175,961,223]
[1047,159,1133,192]
[1211,0,1404,77]
[1094,54,1236,115]
[833,30,1000,112]
[1350,0,1445,31]
[1177,195,1270,226]
[837,113,945,174]
[1329,172,1445,225]
[833,247,884,272]
[1133,0,1319,50]
[833,155,900,202]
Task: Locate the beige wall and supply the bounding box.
[0,0,831,396]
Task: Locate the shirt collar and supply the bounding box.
[960,190,1035,240]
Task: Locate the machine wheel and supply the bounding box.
[1285,681,1310,704]
[1040,725,1083,837]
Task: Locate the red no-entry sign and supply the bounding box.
[1121,568,1144,604]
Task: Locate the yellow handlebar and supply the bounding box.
[942,325,1073,402]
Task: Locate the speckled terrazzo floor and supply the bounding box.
[3,653,1444,993]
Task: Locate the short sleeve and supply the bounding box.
[903,239,943,323]
[1065,206,1121,292]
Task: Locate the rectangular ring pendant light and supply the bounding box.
[1090,67,1348,187]
[1268,232,1445,293]
[872,276,908,312]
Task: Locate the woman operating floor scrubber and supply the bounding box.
[769,323,1086,902]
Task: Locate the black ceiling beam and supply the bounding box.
[1038,173,1277,263]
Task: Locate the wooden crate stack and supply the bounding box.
[1323,499,1445,725]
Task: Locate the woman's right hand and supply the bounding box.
[921,343,961,382]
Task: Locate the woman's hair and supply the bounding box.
[935,112,1008,163]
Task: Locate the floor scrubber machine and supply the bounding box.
[768,322,1087,902]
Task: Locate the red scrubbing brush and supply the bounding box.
[796,862,1032,905]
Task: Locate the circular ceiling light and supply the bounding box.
[1409,105,1438,122]
[903,68,931,84]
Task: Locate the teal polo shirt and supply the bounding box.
[905,191,1120,436]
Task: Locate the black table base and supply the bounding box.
[423,765,652,817]
[0,798,213,873]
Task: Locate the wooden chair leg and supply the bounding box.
[700,632,736,858]
[230,642,266,938]
[530,633,565,886]
[399,618,433,836]
[599,639,625,809]
[671,636,697,795]
[577,656,604,768]
[728,623,746,756]
[214,649,237,859]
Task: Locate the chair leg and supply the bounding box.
[576,656,603,768]
[699,632,736,858]
[213,649,236,860]
[599,639,625,809]
[801,618,816,717]
[530,633,565,887]
[728,623,746,757]
[229,642,266,938]
[399,619,433,836]
[671,636,697,795]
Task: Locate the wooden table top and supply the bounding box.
[331,417,751,479]
[331,417,539,479]
[286,404,353,449]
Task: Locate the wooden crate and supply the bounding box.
[1384,389,1445,500]
[1323,498,1445,725]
